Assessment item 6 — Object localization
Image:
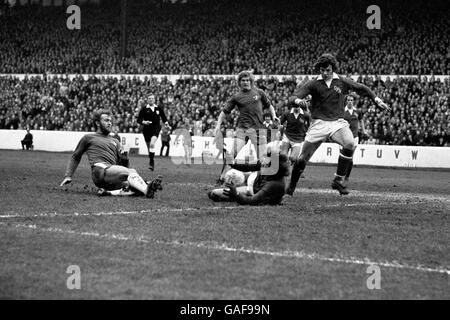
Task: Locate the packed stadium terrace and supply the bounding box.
[0,0,449,146]
[0,0,449,75]
[1,75,449,146]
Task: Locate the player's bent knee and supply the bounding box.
[343,140,355,150]
[341,148,354,158]
[294,157,306,170]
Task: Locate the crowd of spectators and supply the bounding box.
[0,0,449,146]
[1,74,449,146]
[0,0,449,75]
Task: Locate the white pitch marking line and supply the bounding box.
[296,188,450,202]
[2,222,449,276]
[0,206,245,219]
[172,183,450,203]
[0,200,431,220]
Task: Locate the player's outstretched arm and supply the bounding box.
[292,80,313,100]
[268,105,279,123]
[60,136,87,186]
[223,182,270,205]
[288,97,309,109]
[373,97,391,111]
[229,161,262,172]
[343,77,391,112]
[214,111,226,137]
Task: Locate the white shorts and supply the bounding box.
[305,119,350,144]
[282,134,304,148]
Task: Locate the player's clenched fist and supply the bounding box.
[294,98,308,108]
[374,97,391,111]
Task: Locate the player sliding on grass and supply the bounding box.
[60,109,163,198]
[286,53,390,196]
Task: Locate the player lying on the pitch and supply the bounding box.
[208,151,290,205]
[59,109,163,198]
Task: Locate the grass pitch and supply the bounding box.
[0,150,449,299]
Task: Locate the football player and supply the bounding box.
[279,98,311,164]
[343,93,366,182]
[286,53,390,196]
[208,149,290,205]
[60,109,163,198]
[213,70,279,163]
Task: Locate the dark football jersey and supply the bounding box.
[222,88,271,130]
[235,173,285,205]
[65,133,121,177]
[280,109,311,142]
[344,108,362,137]
[293,74,376,121]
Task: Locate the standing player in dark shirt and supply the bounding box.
[213,71,280,181]
[60,109,163,198]
[262,113,278,143]
[137,94,169,171]
[279,100,311,164]
[214,71,279,161]
[286,53,390,196]
[343,93,366,182]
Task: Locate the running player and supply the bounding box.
[137,94,169,171]
[60,109,163,198]
[286,53,390,196]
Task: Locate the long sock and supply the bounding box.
[335,148,354,180]
[290,158,306,189]
[127,172,148,195]
[345,160,354,179]
[149,151,155,165]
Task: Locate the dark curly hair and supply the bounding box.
[314,53,338,72]
[237,70,254,87]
